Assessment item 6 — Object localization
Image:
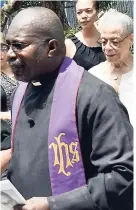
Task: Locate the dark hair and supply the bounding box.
[94,1,100,11]
[76,0,100,12]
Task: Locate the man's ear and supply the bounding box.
[48,39,58,57]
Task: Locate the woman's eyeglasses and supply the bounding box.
[1,43,9,52]
[98,34,132,49]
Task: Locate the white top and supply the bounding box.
[119,70,134,125]
[89,64,134,125]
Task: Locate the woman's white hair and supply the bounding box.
[97,9,133,35]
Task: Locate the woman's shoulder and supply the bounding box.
[65,38,74,45]
[88,62,112,87]
[65,37,77,58]
[65,33,79,45]
[69,31,83,45]
[88,62,104,75]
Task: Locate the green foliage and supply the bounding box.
[1,1,69,32]
[64,27,80,39]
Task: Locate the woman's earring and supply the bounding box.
[130,44,133,53]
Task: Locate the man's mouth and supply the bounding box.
[8,58,24,70]
[9,61,23,68]
[8,57,25,67]
[8,62,24,77]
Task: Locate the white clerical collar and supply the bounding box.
[31,81,42,86]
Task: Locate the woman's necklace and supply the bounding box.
[109,71,119,80]
[106,62,122,81]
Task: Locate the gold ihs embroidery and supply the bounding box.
[49,133,80,176]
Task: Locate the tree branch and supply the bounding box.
[1,0,21,32]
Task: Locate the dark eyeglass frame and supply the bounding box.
[5,37,52,54]
[5,41,30,53]
[98,33,132,49]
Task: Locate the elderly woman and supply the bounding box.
[89,10,133,124]
[65,0,105,71]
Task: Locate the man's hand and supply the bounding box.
[14,197,49,210]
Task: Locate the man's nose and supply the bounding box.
[7,47,17,59]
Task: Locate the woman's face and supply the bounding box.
[1,43,8,69]
[76,0,97,29]
[99,25,133,63]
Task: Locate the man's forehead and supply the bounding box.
[6,26,37,42]
[6,14,37,37]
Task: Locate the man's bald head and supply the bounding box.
[8,7,65,46]
[6,7,66,82]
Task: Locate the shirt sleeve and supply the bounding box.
[47,84,133,210]
[1,86,7,111]
[1,120,11,150]
[1,86,11,150]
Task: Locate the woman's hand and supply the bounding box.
[0,149,12,173]
[0,111,11,120]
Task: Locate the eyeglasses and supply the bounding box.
[5,37,52,54]
[1,43,9,52]
[98,34,131,49]
[5,41,30,53]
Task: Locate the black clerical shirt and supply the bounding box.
[7,71,133,210]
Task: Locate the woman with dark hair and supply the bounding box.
[0,32,18,174]
[65,0,105,71]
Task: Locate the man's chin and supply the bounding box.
[14,74,29,83]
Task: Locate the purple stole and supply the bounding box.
[11,57,86,195]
